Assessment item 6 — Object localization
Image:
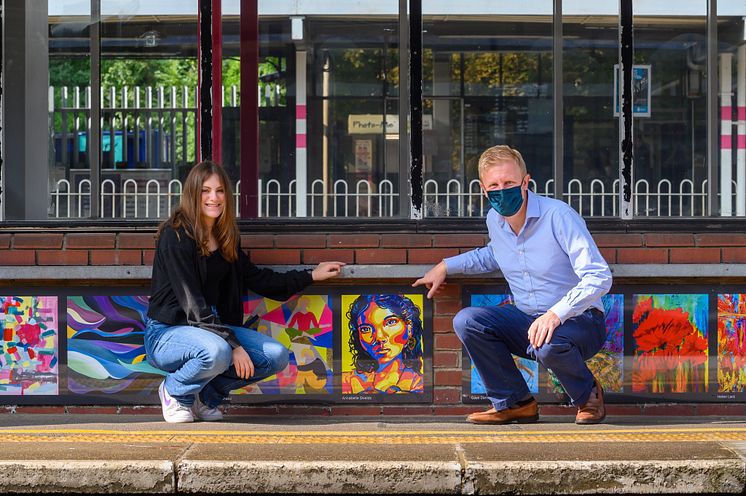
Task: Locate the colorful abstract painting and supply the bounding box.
[632,294,708,393]
[67,296,164,396]
[718,294,746,392]
[235,294,333,395]
[548,294,624,395]
[469,294,539,395]
[0,296,58,395]
[341,294,425,396]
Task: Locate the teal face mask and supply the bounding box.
[486,185,524,217]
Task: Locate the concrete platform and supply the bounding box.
[0,414,745,494]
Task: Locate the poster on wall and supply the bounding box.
[232,292,334,401]
[631,294,708,395]
[340,292,432,402]
[0,296,59,396]
[67,296,164,400]
[613,64,651,117]
[718,294,746,395]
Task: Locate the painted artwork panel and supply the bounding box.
[632,294,708,393]
[235,294,333,395]
[548,294,624,395]
[341,294,425,396]
[718,294,746,392]
[67,296,164,396]
[0,296,59,395]
[469,294,539,395]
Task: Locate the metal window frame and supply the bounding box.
[90,0,101,219]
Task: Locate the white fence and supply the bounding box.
[50,176,716,219]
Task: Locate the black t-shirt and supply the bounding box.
[203,250,231,306]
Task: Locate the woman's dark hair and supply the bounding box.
[156,161,238,262]
[346,294,424,374]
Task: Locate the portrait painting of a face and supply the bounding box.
[342,294,425,395]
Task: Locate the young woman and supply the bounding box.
[145,161,343,422]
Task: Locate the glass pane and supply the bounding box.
[563,1,619,218]
[423,3,553,217]
[49,3,91,219]
[634,3,707,217]
[717,1,746,217]
[99,2,198,219]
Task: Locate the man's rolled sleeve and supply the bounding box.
[444,246,499,276]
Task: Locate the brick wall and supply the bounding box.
[2,227,746,416]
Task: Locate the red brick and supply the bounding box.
[331,406,382,416]
[241,234,274,248]
[382,406,433,416]
[1,250,36,265]
[0,234,10,249]
[13,234,63,249]
[695,233,746,246]
[275,234,326,248]
[328,234,380,248]
[434,316,456,333]
[224,406,278,416]
[408,248,460,264]
[249,249,301,265]
[90,250,141,265]
[641,404,696,416]
[434,388,461,404]
[434,350,459,368]
[605,405,644,415]
[380,234,432,248]
[355,249,406,264]
[435,333,462,350]
[117,406,166,415]
[434,369,462,386]
[66,233,116,249]
[617,248,668,264]
[13,406,67,414]
[599,247,616,264]
[644,233,694,247]
[695,404,746,416]
[434,283,462,299]
[277,406,331,416]
[722,247,746,263]
[434,299,461,316]
[143,249,155,265]
[37,250,88,265]
[433,234,487,248]
[303,249,354,264]
[669,247,720,264]
[539,405,575,416]
[434,405,476,416]
[118,233,156,249]
[593,233,643,248]
[66,406,119,415]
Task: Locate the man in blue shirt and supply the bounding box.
[414,145,612,424]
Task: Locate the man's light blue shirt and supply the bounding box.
[444,190,612,323]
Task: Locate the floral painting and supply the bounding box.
[632,294,708,393]
[718,294,746,392]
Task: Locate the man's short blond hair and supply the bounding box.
[478,145,527,178]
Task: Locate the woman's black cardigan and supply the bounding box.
[147,224,313,348]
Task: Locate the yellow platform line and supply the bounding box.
[1,427,746,444]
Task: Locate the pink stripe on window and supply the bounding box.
[722,135,733,148]
[296,134,307,148]
[739,107,746,121]
[738,135,746,149]
[722,106,733,120]
[296,105,307,119]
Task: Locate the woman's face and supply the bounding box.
[356,302,410,364]
[201,173,225,224]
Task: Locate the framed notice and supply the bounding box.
[354,139,373,173]
[614,64,651,117]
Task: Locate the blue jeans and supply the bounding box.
[144,319,289,408]
[453,305,606,410]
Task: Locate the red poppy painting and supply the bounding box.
[632,294,708,393]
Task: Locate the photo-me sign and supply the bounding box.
[348,114,433,135]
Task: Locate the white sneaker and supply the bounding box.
[158,380,194,423]
[192,393,224,421]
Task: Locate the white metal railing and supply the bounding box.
[50,177,721,219]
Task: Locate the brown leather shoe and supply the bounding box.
[576,380,606,424]
[466,399,539,425]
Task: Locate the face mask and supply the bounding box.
[487,184,524,217]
